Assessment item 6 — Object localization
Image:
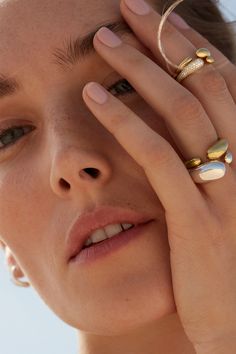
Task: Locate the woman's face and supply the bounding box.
[0,0,180,334]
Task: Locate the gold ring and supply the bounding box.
[184,138,233,184]
[175,48,215,83]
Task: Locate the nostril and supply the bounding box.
[80,168,101,179]
[59,179,70,189]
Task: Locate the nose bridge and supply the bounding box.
[45,104,107,154]
[44,94,104,142]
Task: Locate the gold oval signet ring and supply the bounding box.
[185,158,202,169]
[207,138,229,160]
[196,48,211,59]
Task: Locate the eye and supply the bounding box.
[0,125,35,151]
[106,78,136,97]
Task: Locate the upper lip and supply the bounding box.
[66,205,154,263]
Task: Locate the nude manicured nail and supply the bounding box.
[96,27,122,48]
[85,83,108,104]
[124,0,151,15]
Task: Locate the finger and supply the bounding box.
[119,0,236,162]
[92,26,218,166]
[82,81,206,222]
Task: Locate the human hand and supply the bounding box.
[82,0,236,351]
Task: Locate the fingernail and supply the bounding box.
[85,82,108,104]
[168,13,190,30]
[124,0,151,15]
[96,27,122,48]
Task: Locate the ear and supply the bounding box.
[4,246,25,278]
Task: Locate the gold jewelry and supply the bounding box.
[206,138,229,160]
[185,138,233,184]
[176,58,205,82]
[176,48,215,83]
[175,56,193,77]
[184,158,202,169]
[10,265,30,288]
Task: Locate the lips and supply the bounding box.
[66,206,153,263]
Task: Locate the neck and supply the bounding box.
[77,313,197,354]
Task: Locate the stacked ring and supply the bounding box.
[175,48,230,184]
[184,138,233,184]
[175,48,215,83]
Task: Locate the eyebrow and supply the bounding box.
[0,19,134,100]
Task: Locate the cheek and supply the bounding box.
[0,165,47,264]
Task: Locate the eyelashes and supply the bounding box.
[106,78,136,97]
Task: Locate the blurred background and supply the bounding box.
[0,1,236,354]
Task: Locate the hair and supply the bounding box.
[157,0,236,67]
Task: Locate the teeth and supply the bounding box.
[83,223,134,248]
[84,238,93,247]
[104,223,123,238]
[90,228,107,243]
[121,223,133,230]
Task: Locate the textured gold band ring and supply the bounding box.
[176,58,205,83]
[175,48,215,83]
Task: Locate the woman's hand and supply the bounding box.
[82,0,236,352]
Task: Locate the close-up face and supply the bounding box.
[0,0,184,335]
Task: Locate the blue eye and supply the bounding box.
[107,78,136,97]
[0,125,35,151]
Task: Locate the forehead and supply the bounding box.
[0,0,121,81]
[0,0,121,40]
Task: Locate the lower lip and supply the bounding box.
[70,220,154,266]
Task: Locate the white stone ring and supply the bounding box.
[184,138,233,184]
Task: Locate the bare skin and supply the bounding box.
[1,0,235,353]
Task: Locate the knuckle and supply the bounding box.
[109,110,127,131]
[125,47,145,68]
[201,68,228,97]
[172,94,204,128]
[143,136,174,168]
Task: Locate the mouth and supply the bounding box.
[69,222,137,261]
[66,205,155,264]
[70,220,154,264]
[80,222,135,250]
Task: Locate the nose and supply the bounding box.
[50,145,113,198]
